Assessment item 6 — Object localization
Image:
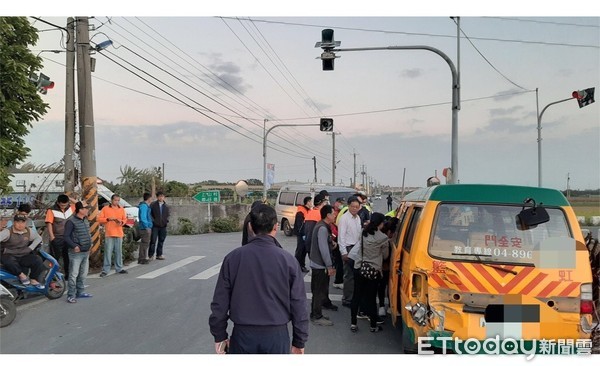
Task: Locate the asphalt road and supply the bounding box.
[0,205,403,355]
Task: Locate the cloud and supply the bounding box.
[475,117,531,134]
[204,54,251,94]
[492,88,526,102]
[307,98,332,111]
[556,68,574,77]
[489,105,524,117]
[401,68,422,79]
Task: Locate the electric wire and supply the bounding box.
[220,17,599,49]
[453,18,532,92]
[101,19,329,161]
[120,17,332,161]
[95,50,313,160]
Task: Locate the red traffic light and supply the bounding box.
[572,90,585,99]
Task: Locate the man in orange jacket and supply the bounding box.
[98,194,128,277]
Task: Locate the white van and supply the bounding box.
[275,184,356,236]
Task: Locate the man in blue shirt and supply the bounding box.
[209,205,309,354]
[137,193,153,264]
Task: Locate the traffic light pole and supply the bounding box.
[263,123,318,201]
[330,45,460,184]
[537,96,574,187]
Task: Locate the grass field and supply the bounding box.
[570,197,600,220]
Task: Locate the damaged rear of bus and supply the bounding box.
[389,184,594,354]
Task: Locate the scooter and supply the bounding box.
[0,247,66,300]
[0,283,16,327]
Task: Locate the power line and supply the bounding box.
[127,17,333,161]
[453,18,532,92]
[220,17,599,49]
[95,50,314,160]
[242,17,356,155]
[102,18,330,161]
[485,17,600,28]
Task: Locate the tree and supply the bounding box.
[165,180,189,197]
[0,17,49,194]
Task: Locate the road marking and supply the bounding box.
[306,293,343,302]
[190,262,222,280]
[137,256,205,279]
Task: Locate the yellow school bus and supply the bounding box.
[389,184,594,354]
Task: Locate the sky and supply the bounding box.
[4,2,600,191]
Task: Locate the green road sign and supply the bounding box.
[193,191,221,203]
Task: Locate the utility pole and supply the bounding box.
[162,162,165,184]
[64,17,76,194]
[312,156,317,183]
[401,168,406,199]
[329,132,339,186]
[353,150,357,189]
[76,17,100,254]
[361,164,366,189]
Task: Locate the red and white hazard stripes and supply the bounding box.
[428,262,581,297]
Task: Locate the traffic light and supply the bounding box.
[29,73,54,94]
[572,87,595,108]
[315,28,340,71]
[320,118,333,131]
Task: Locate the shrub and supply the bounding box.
[177,217,198,235]
[211,215,240,233]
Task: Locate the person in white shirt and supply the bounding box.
[337,196,362,307]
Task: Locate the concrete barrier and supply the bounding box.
[577,216,587,224]
[168,203,251,234]
[591,216,600,226]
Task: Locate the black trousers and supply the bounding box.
[351,269,380,328]
[1,253,44,281]
[51,237,70,278]
[332,246,344,284]
[310,268,329,319]
[294,235,307,268]
[378,270,390,308]
[229,325,290,354]
[149,227,167,257]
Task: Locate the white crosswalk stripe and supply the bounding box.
[137,256,205,279]
[190,262,222,280]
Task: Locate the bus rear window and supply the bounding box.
[429,203,571,265]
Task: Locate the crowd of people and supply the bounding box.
[209,190,398,354]
[0,191,171,304]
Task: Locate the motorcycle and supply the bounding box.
[0,247,66,301]
[0,283,16,327]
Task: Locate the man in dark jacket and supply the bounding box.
[64,201,93,303]
[293,196,312,272]
[45,194,74,277]
[209,205,308,354]
[308,204,337,325]
[149,192,170,260]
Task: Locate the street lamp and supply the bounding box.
[536,87,595,187]
[315,30,460,184]
[263,123,318,200]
